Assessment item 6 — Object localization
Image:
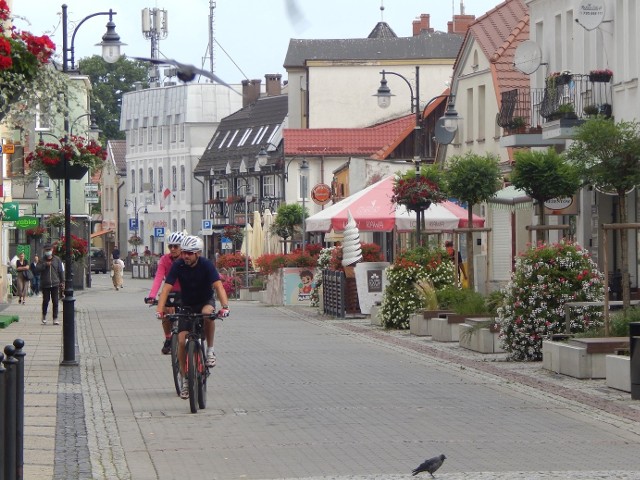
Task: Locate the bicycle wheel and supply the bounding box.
[197,342,207,410]
[187,339,199,413]
[170,332,180,396]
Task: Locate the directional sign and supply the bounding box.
[154,227,165,238]
[129,218,138,231]
[221,236,233,250]
[2,202,19,221]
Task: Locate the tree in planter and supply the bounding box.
[446,152,502,290]
[511,148,581,244]
[271,203,304,254]
[567,118,640,309]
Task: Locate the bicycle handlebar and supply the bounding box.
[164,312,220,321]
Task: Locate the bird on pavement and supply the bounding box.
[412,454,446,477]
[132,57,240,94]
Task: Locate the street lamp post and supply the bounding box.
[60,3,124,366]
[135,205,148,252]
[374,67,460,244]
[238,184,252,287]
[299,159,309,252]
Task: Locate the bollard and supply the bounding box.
[12,340,25,480]
[0,351,5,480]
[3,345,18,480]
[630,322,640,400]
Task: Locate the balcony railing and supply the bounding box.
[498,74,613,133]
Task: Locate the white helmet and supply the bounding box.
[181,235,204,252]
[167,231,186,246]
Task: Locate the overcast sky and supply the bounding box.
[13,0,501,85]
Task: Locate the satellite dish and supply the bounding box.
[577,0,605,31]
[513,41,542,75]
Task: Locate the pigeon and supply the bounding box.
[412,454,446,477]
[132,57,240,94]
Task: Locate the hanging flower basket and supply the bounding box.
[128,235,143,246]
[53,234,88,262]
[26,225,47,240]
[25,135,107,179]
[44,213,65,229]
[589,69,613,83]
[391,175,446,212]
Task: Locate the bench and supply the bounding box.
[568,337,629,354]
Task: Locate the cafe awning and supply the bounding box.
[91,228,113,239]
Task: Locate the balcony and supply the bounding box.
[498,74,612,147]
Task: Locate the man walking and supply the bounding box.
[35,244,64,325]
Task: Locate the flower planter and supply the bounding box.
[354,262,389,315]
[606,354,630,392]
[45,163,89,180]
[589,73,612,83]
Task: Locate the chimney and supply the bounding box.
[448,14,475,34]
[413,14,433,36]
[242,78,262,107]
[265,74,282,97]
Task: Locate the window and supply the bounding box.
[130,170,135,193]
[180,165,186,190]
[148,168,154,192]
[238,128,252,146]
[218,180,228,200]
[139,168,144,192]
[180,218,186,232]
[172,166,177,190]
[263,175,275,197]
[170,115,177,142]
[172,219,178,232]
[158,167,163,192]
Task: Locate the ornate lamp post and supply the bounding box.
[374,66,460,244]
[238,184,252,287]
[60,4,125,365]
[299,159,309,252]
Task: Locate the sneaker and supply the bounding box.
[180,377,189,399]
[161,338,171,355]
[206,350,216,368]
[53,319,60,325]
[41,318,47,325]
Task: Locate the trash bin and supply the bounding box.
[630,322,640,400]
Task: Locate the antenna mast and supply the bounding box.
[142,8,169,82]
[202,0,217,74]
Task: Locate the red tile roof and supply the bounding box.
[284,92,449,160]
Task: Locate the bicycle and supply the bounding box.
[147,293,182,396]
[165,309,219,413]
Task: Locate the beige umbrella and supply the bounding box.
[240,222,254,259]
[251,210,264,260]
[262,209,274,254]
[269,211,281,254]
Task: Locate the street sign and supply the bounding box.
[0,143,14,154]
[221,236,233,250]
[202,219,213,235]
[2,202,19,221]
[129,218,138,231]
[14,216,39,229]
[85,183,99,204]
[154,227,165,238]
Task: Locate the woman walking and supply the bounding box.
[112,258,124,290]
[15,252,30,305]
[30,254,41,296]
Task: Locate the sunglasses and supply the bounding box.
[182,251,196,256]
[168,244,181,249]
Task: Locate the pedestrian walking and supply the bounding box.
[34,244,64,325]
[112,245,120,260]
[112,258,124,290]
[30,254,41,295]
[15,252,30,305]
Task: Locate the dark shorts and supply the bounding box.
[178,297,216,332]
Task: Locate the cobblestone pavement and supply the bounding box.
[3,274,640,479]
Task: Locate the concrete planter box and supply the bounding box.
[239,287,263,301]
[370,305,383,326]
[431,314,489,343]
[542,338,628,379]
[410,310,453,337]
[459,318,502,353]
[606,355,631,392]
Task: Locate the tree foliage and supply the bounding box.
[446,152,502,289]
[78,55,149,140]
[271,203,305,253]
[511,148,580,242]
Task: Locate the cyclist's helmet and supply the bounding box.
[166,231,186,246]
[181,235,203,252]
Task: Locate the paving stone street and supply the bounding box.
[1,273,640,479]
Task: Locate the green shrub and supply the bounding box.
[575,308,640,338]
[454,290,489,315]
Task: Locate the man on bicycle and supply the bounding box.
[156,235,230,399]
[145,231,186,354]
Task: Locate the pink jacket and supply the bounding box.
[148,253,181,299]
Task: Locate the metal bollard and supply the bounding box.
[3,345,18,480]
[12,340,25,480]
[630,322,640,400]
[0,351,6,480]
